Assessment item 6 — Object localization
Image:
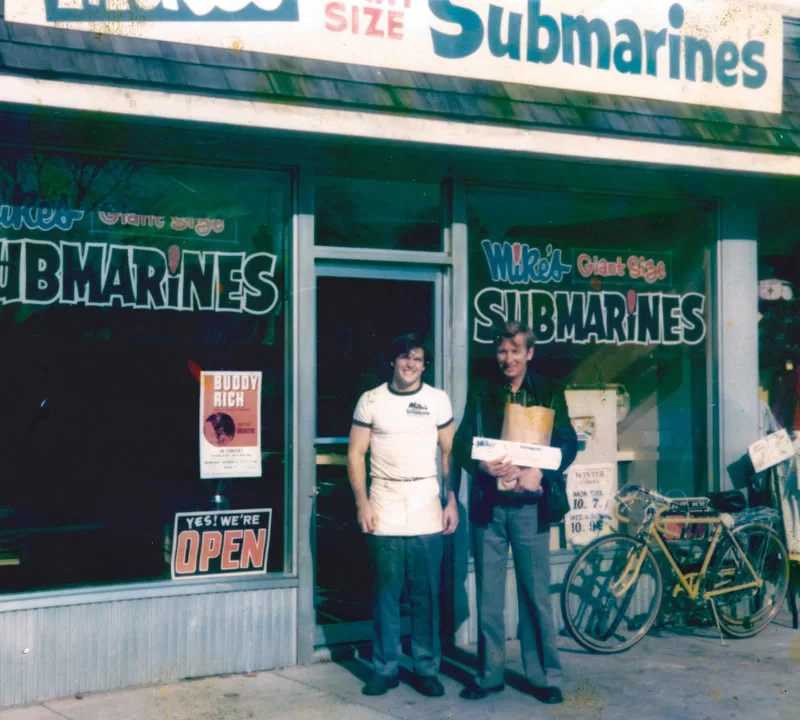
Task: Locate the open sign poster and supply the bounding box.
[171,509,271,580]
[200,371,262,479]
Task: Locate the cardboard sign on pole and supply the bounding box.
[748,429,795,474]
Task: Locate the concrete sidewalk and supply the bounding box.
[2,613,798,720]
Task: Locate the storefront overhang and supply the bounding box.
[2,73,800,179]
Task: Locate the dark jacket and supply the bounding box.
[453,370,578,526]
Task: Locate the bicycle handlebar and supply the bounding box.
[616,484,679,507]
[612,501,632,524]
[614,484,723,534]
[612,484,698,526]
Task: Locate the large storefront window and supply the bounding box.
[0,151,290,591]
[467,187,713,499]
[315,176,441,251]
[758,211,800,433]
[758,206,800,562]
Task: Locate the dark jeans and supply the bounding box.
[366,533,443,678]
[473,503,562,689]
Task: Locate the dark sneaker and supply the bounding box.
[362,674,399,696]
[529,685,563,704]
[459,680,504,700]
[413,675,445,697]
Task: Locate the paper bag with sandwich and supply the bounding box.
[497,393,554,492]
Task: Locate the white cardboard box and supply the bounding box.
[471,437,563,470]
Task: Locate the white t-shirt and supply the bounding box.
[353,383,454,536]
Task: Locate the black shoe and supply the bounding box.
[459,680,504,700]
[413,675,445,697]
[362,674,399,696]
[529,685,563,704]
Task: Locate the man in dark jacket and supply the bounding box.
[454,321,577,705]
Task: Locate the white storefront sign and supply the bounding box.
[6,1,784,113]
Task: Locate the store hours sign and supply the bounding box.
[565,463,615,547]
[5,1,784,114]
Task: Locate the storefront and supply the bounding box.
[0,0,798,708]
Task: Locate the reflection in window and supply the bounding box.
[758,210,800,435]
[0,151,290,591]
[467,187,713,499]
[315,176,441,251]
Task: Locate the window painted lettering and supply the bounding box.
[575,253,667,284]
[481,239,571,285]
[0,238,279,315]
[473,286,706,346]
[0,186,84,232]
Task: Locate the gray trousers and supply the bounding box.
[473,503,562,688]
[366,533,443,678]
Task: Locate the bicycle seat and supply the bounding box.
[707,490,746,514]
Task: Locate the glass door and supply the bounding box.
[314,265,442,646]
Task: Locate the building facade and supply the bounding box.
[0,0,798,707]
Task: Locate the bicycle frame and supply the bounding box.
[650,512,763,601]
[562,485,788,652]
[613,495,763,603]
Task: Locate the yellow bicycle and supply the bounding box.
[561,485,789,653]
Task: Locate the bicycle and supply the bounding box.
[560,484,790,653]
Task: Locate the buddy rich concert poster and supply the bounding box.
[200,371,262,479]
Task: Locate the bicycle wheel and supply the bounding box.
[561,534,662,653]
[707,523,789,638]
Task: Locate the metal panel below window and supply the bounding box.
[0,588,296,708]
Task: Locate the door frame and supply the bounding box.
[312,262,446,648]
[315,261,445,402]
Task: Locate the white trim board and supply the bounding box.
[1,74,799,178]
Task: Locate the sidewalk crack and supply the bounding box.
[40,705,73,720]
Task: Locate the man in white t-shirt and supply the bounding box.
[348,333,458,698]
